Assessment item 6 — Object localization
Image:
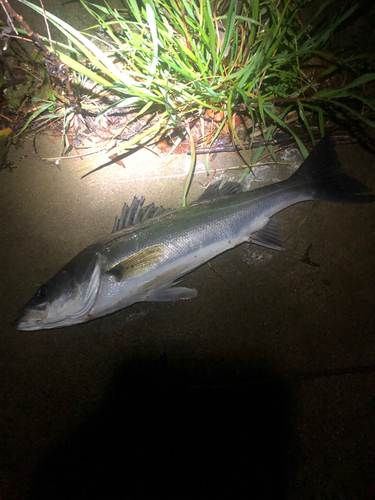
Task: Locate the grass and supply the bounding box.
[4,0,375,196]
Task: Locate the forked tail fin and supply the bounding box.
[290,136,374,204]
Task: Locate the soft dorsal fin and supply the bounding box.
[106,244,166,281]
[195,180,243,203]
[112,197,170,233]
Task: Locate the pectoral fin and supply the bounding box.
[107,244,165,281]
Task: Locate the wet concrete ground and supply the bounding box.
[1,134,375,499]
[1,0,375,498]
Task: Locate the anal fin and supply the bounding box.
[249,218,285,251]
[144,287,198,302]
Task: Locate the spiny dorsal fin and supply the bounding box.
[249,218,285,251]
[195,180,243,203]
[106,244,165,281]
[112,197,170,233]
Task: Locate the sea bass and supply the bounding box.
[15,136,374,331]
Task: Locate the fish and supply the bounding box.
[15,136,374,331]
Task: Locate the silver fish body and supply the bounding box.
[15,137,374,330]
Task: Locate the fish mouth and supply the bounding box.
[14,307,86,331]
[14,298,92,331]
[14,300,96,330]
[14,307,49,331]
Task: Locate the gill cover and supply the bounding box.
[15,251,101,330]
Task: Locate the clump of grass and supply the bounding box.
[9,0,375,178]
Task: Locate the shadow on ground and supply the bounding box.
[29,360,290,500]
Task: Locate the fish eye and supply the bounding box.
[37,284,48,298]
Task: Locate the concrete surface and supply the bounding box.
[1,1,375,499]
[1,133,375,500]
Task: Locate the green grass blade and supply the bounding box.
[128,0,143,23]
[182,124,196,207]
[315,73,375,99]
[14,101,55,137]
[331,100,375,128]
[217,0,238,65]
[297,100,315,145]
[318,108,325,137]
[202,0,217,72]
[56,51,113,86]
[263,104,309,158]
[247,0,259,49]
[258,92,266,126]
[18,0,129,84]
[208,115,227,146]
[146,2,159,87]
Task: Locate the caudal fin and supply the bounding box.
[291,136,374,204]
